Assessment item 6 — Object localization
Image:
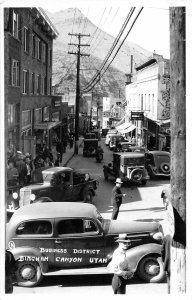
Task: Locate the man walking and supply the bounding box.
[111,178,126,220]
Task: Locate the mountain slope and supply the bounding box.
[46,8,151,98]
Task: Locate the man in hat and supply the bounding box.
[110,233,134,294]
[111,178,126,220]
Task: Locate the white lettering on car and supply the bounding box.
[73,249,100,254]
[40,248,67,253]
[18,256,49,262]
[56,257,82,263]
[89,258,108,264]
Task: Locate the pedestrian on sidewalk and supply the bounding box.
[109,233,134,294]
[111,178,126,220]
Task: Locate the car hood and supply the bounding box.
[105,219,159,235]
[22,182,51,191]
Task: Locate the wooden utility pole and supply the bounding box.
[170,7,186,293]
[68,33,90,154]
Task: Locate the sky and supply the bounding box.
[1,0,170,58]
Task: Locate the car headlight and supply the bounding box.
[12,192,18,200]
[30,194,36,201]
[151,232,163,241]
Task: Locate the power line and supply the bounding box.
[82,7,135,92]
[83,8,144,93]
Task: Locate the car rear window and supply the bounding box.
[16,220,52,235]
[123,156,145,166]
[57,219,98,235]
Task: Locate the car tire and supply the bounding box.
[104,173,108,180]
[87,146,95,155]
[130,168,143,183]
[16,261,43,287]
[141,180,147,185]
[160,162,170,174]
[82,190,93,203]
[136,255,165,283]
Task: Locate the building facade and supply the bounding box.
[4,7,65,158]
[125,53,170,149]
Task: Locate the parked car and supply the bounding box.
[109,134,125,151]
[105,130,118,146]
[145,151,170,179]
[6,202,165,287]
[9,167,98,207]
[103,152,149,185]
[127,146,148,153]
[84,133,96,139]
[116,141,133,152]
[91,130,101,141]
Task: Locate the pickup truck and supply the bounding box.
[10,167,98,207]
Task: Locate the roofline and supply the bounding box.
[37,7,59,37]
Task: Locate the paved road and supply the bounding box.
[14,139,170,295]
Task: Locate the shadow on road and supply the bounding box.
[37,274,154,288]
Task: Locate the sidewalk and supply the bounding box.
[60,137,84,167]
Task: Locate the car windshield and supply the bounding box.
[123,156,145,166]
[96,210,104,226]
[43,173,53,182]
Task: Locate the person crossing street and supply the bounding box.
[111,178,127,220]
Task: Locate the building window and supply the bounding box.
[8,104,16,126]
[152,94,155,114]
[44,76,47,95]
[24,27,30,53]
[49,78,52,95]
[13,10,19,39]
[37,74,41,94]
[148,94,151,111]
[32,34,36,57]
[37,38,41,60]
[42,77,44,95]
[22,110,31,128]
[23,70,29,94]
[141,94,143,111]
[34,108,42,123]
[31,72,35,94]
[42,43,46,63]
[43,107,50,121]
[49,49,52,66]
[11,59,20,87]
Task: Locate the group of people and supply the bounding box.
[6,138,73,188]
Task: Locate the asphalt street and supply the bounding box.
[14,138,170,295]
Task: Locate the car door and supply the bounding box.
[54,218,106,269]
[53,171,74,202]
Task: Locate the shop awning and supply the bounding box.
[34,121,62,130]
[116,122,133,133]
[123,124,136,134]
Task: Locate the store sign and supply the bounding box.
[131,111,144,121]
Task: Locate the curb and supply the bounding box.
[63,139,83,167]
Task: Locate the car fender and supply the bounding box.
[9,246,49,273]
[125,243,162,271]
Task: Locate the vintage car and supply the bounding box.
[103,152,149,185]
[9,167,98,207]
[145,151,170,179]
[91,130,101,141]
[84,133,97,139]
[116,141,133,152]
[6,202,165,287]
[109,134,125,151]
[126,146,148,153]
[83,138,99,157]
[105,130,118,146]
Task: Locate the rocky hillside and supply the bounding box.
[46,8,151,98]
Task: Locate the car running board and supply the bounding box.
[43,267,112,276]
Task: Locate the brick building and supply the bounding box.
[125,53,170,149]
[4,7,67,158]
